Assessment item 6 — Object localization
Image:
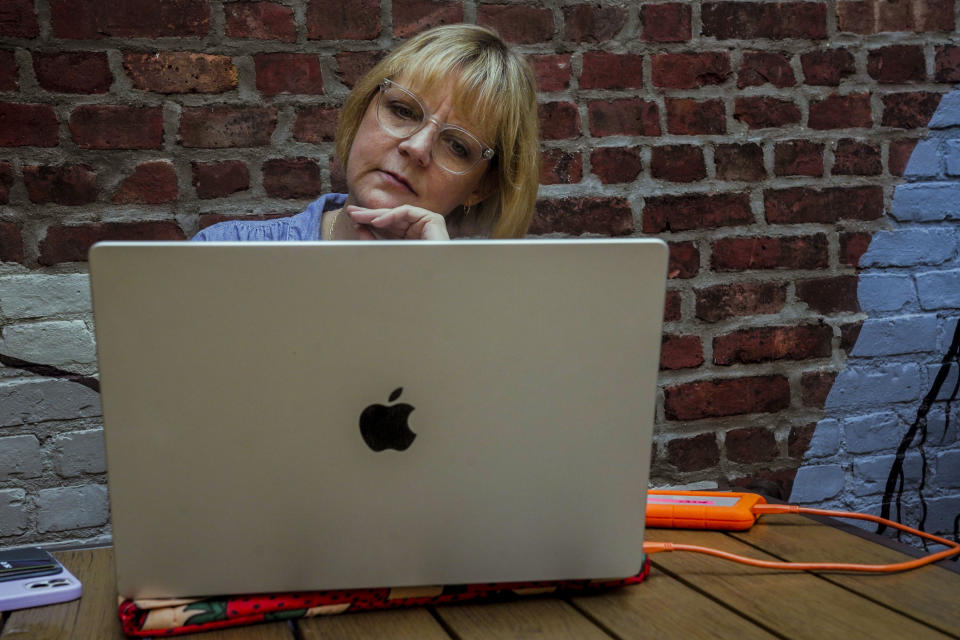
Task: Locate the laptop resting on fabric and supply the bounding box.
[89,239,668,599]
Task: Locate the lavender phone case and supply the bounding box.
[0,562,82,612]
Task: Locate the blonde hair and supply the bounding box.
[335,24,540,238]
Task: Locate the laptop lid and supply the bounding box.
[89,239,668,599]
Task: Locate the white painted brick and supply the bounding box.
[52,429,106,477]
[0,379,101,426]
[0,489,27,536]
[789,464,845,502]
[37,484,109,533]
[0,434,42,480]
[0,274,92,319]
[0,320,97,366]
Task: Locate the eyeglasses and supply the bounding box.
[376,79,495,175]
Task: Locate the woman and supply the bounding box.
[194,24,540,242]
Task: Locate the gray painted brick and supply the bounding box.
[926,405,960,446]
[890,182,960,222]
[0,274,92,319]
[843,413,905,454]
[850,315,940,357]
[37,484,109,533]
[933,363,959,402]
[0,379,101,427]
[52,429,106,477]
[825,364,923,410]
[0,435,42,480]
[935,450,960,488]
[903,139,941,178]
[0,320,97,367]
[804,419,840,458]
[852,454,922,497]
[859,229,956,268]
[0,489,27,536]
[857,274,917,312]
[946,140,960,177]
[924,495,960,535]
[916,269,960,310]
[790,464,845,502]
[928,92,960,128]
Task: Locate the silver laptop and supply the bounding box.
[89,239,668,599]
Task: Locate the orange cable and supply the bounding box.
[642,504,960,573]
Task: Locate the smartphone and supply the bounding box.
[0,548,82,612]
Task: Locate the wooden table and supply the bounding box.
[2,513,958,639]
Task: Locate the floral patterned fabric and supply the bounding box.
[118,560,650,637]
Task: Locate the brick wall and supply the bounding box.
[1,0,959,547]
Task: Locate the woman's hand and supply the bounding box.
[346,205,450,241]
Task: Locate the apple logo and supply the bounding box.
[359,387,417,452]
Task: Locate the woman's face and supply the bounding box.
[344,76,494,216]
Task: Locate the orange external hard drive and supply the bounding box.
[646,490,766,531]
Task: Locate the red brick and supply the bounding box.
[393,0,462,39]
[307,0,379,39]
[801,49,856,86]
[881,92,943,129]
[23,163,98,205]
[50,0,209,38]
[538,102,581,140]
[0,103,59,147]
[539,150,582,185]
[738,51,795,88]
[796,275,860,314]
[529,54,572,92]
[179,107,277,148]
[112,161,177,204]
[765,186,883,223]
[588,99,660,137]
[33,52,112,93]
[663,291,681,322]
[788,423,816,458]
[123,52,236,94]
[712,234,829,271]
[695,282,787,322]
[0,0,39,37]
[714,143,765,182]
[867,45,926,83]
[580,52,643,90]
[840,232,872,267]
[703,2,827,39]
[192,161,249,199]
[225,2,296,42]
[641,3,691,42]
[651,145,706,183]
[664,376,791,421]
[293,106,339,144]
[643,193,752,233]
[660,334,703,370]
[0,221,24,264]
[39,221,185,265]
[263,157,322,199]
[801,370,837,408]
[666,98,725,135]
[651,52,730,89]
[774,140,824,176]
[836,1,873,33]
[888,138,918,176]
[666,433,718,471]
[198,211,294,229]
[255,53,324,95]
[529,197,633,236]
[69,105,162,149]
[335,51,384,89]
[477,4,552,44]
[935,46,960,82]
[833,139,881,175]
[733,97,801,129]
[668,241,699,279]
[809,93,873,129]
[0,51,16,90]
[590,147,642,184]
[838,0,954,33]
[839,321,862,355]
[0,162,11,204]
[714,324,833,365]
[563,4,626,42]
[725,427,778,464]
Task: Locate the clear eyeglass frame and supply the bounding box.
[376,79,495,175]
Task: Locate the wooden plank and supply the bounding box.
[571,567,778,639]
[729,513,960,636]
[299,608,451,639]
[434,597,609,639]
[646,528,952,639]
